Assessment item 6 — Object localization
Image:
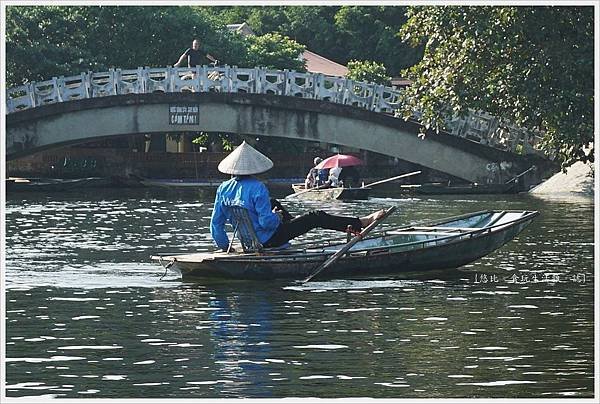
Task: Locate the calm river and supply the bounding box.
[3,188,595,399]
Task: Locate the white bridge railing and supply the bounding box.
[5,66,541,155]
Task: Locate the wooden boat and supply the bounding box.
[6,177,111,192]
[399,182,518,195]
[152,210,538,281]
[290,183,371,200]
[139,178,222,188]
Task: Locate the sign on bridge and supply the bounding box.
[169,104,199,125]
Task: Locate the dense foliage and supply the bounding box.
[6,5,421,84]
[346,60,391,85]
[244,33,306,71]
[5,6,303,86]
[399,6,595,167]
[208,5,423,75]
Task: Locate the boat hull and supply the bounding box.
[155,211,537,281]
[290,184,370,200]
[6,177,112,192]
[400,182,518,195]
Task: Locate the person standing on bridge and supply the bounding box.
[174,38,218,68]
[210,142,385,251]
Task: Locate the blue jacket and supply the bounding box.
[210,176,281,250]
[317,168,329,185]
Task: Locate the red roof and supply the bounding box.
[302,50,348,77]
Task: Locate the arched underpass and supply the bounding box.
[6,92,552,185]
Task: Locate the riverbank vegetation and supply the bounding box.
[399,6,594,168]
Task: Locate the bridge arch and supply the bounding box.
[6,92,543,183]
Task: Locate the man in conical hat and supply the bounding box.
[210,141,385,251]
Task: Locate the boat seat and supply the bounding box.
[226,205,291,254]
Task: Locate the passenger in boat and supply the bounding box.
[327,166,343,187]
[304,157,322,189]
[174,38,217,68]
[316,165,329,186]
[210,142,386,251]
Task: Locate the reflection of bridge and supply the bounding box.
[6,66,550,184]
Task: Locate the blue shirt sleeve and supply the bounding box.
[210,185,230,250]
[253,183,280,231]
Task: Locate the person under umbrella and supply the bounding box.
[210,142,386,251]
[316,154,364,188]
[328,166,343,187]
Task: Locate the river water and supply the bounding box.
[3,189,595,399]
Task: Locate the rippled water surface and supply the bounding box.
[4,189,595,398]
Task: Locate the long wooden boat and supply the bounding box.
[152,210,538,281]
[6,177,111,192]
[139,178,222,188]
[399,182,518,195]
[290,183,371,201]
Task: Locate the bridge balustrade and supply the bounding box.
[90,70,117,97]
[58,72,90,101]
[313,73,345,103]
[32,77,62,106]
[6,84,34,112]
[342,80,376,110]
[284,70,316,98]
[373,86,403,113]
[256,69,285,95]
[200,66,231,92]
[143,67,171,93]
[116,68,144,94]
[170,67,200,93]
[5,66,543,155]
[229,67,257,94]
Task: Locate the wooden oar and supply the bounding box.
[285,183,332,199]
[361,171,421,188]
[505,166,535,184]
[301,205,397,283]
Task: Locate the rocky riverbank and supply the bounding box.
[529,161,594,197]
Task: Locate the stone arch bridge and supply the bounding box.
[5,66,551,184]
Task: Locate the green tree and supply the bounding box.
[244,33,306,71]
[346,60,391,85]
[277,7,341,61]
[206,6,423,75]
[334,6,423,74]
[6,6,225,85]
[6,6,93,85]
[85,6,222,69]
[207,6,342,62]
[5,6,301,86]
[399,6,594,167]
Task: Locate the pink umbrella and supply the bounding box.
[315,154,364,169]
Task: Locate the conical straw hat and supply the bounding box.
[218,141,274,175]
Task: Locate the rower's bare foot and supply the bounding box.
[360,209,387,227]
